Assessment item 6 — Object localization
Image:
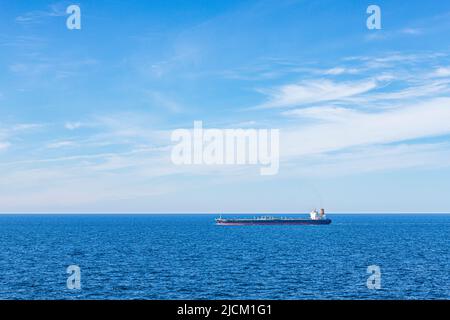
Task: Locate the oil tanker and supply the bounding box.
[215,209,331,226]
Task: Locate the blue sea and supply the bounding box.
[0,214,448,300]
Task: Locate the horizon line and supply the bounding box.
[0,212,450,215]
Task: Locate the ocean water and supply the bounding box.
[0,214,448,300]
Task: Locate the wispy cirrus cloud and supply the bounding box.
[46,140,75,149]
[0,142,11,151]
[15,3,67,24]
[322,67,361,76]
[281,97,450,158]
[364,27,424,42]
[145,90,183,113]
[64,122,83,130]
[250,52,450,113]
[0,123,44,152]
[282,142,450,177]
[429,67,450,78]
[400,27,424,35]
[9,58,98,81]
[255,78,379,109]
[364,79,450,102]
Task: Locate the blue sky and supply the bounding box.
[1,0,450,213]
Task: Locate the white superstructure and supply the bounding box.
[310,208,326,220]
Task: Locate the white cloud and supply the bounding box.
[257,79,379,109]
[430,67,450,78]
[323,67,360,75]
[65,122,83,130]
[400,28,423,35]
[0,123,42,152]
[15,4,66,24]
[146,91,182,113]
[345,52,447,69]
[283,142,450,177]
[281,97,450,158]
[365,28,424,42]
[363,79,450,102]
[0,164,174,212]
[46,140,75,149]
[0,142,11,150]
[322,67,346,75]
[12,123,44,131]
[282,106,360,121]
